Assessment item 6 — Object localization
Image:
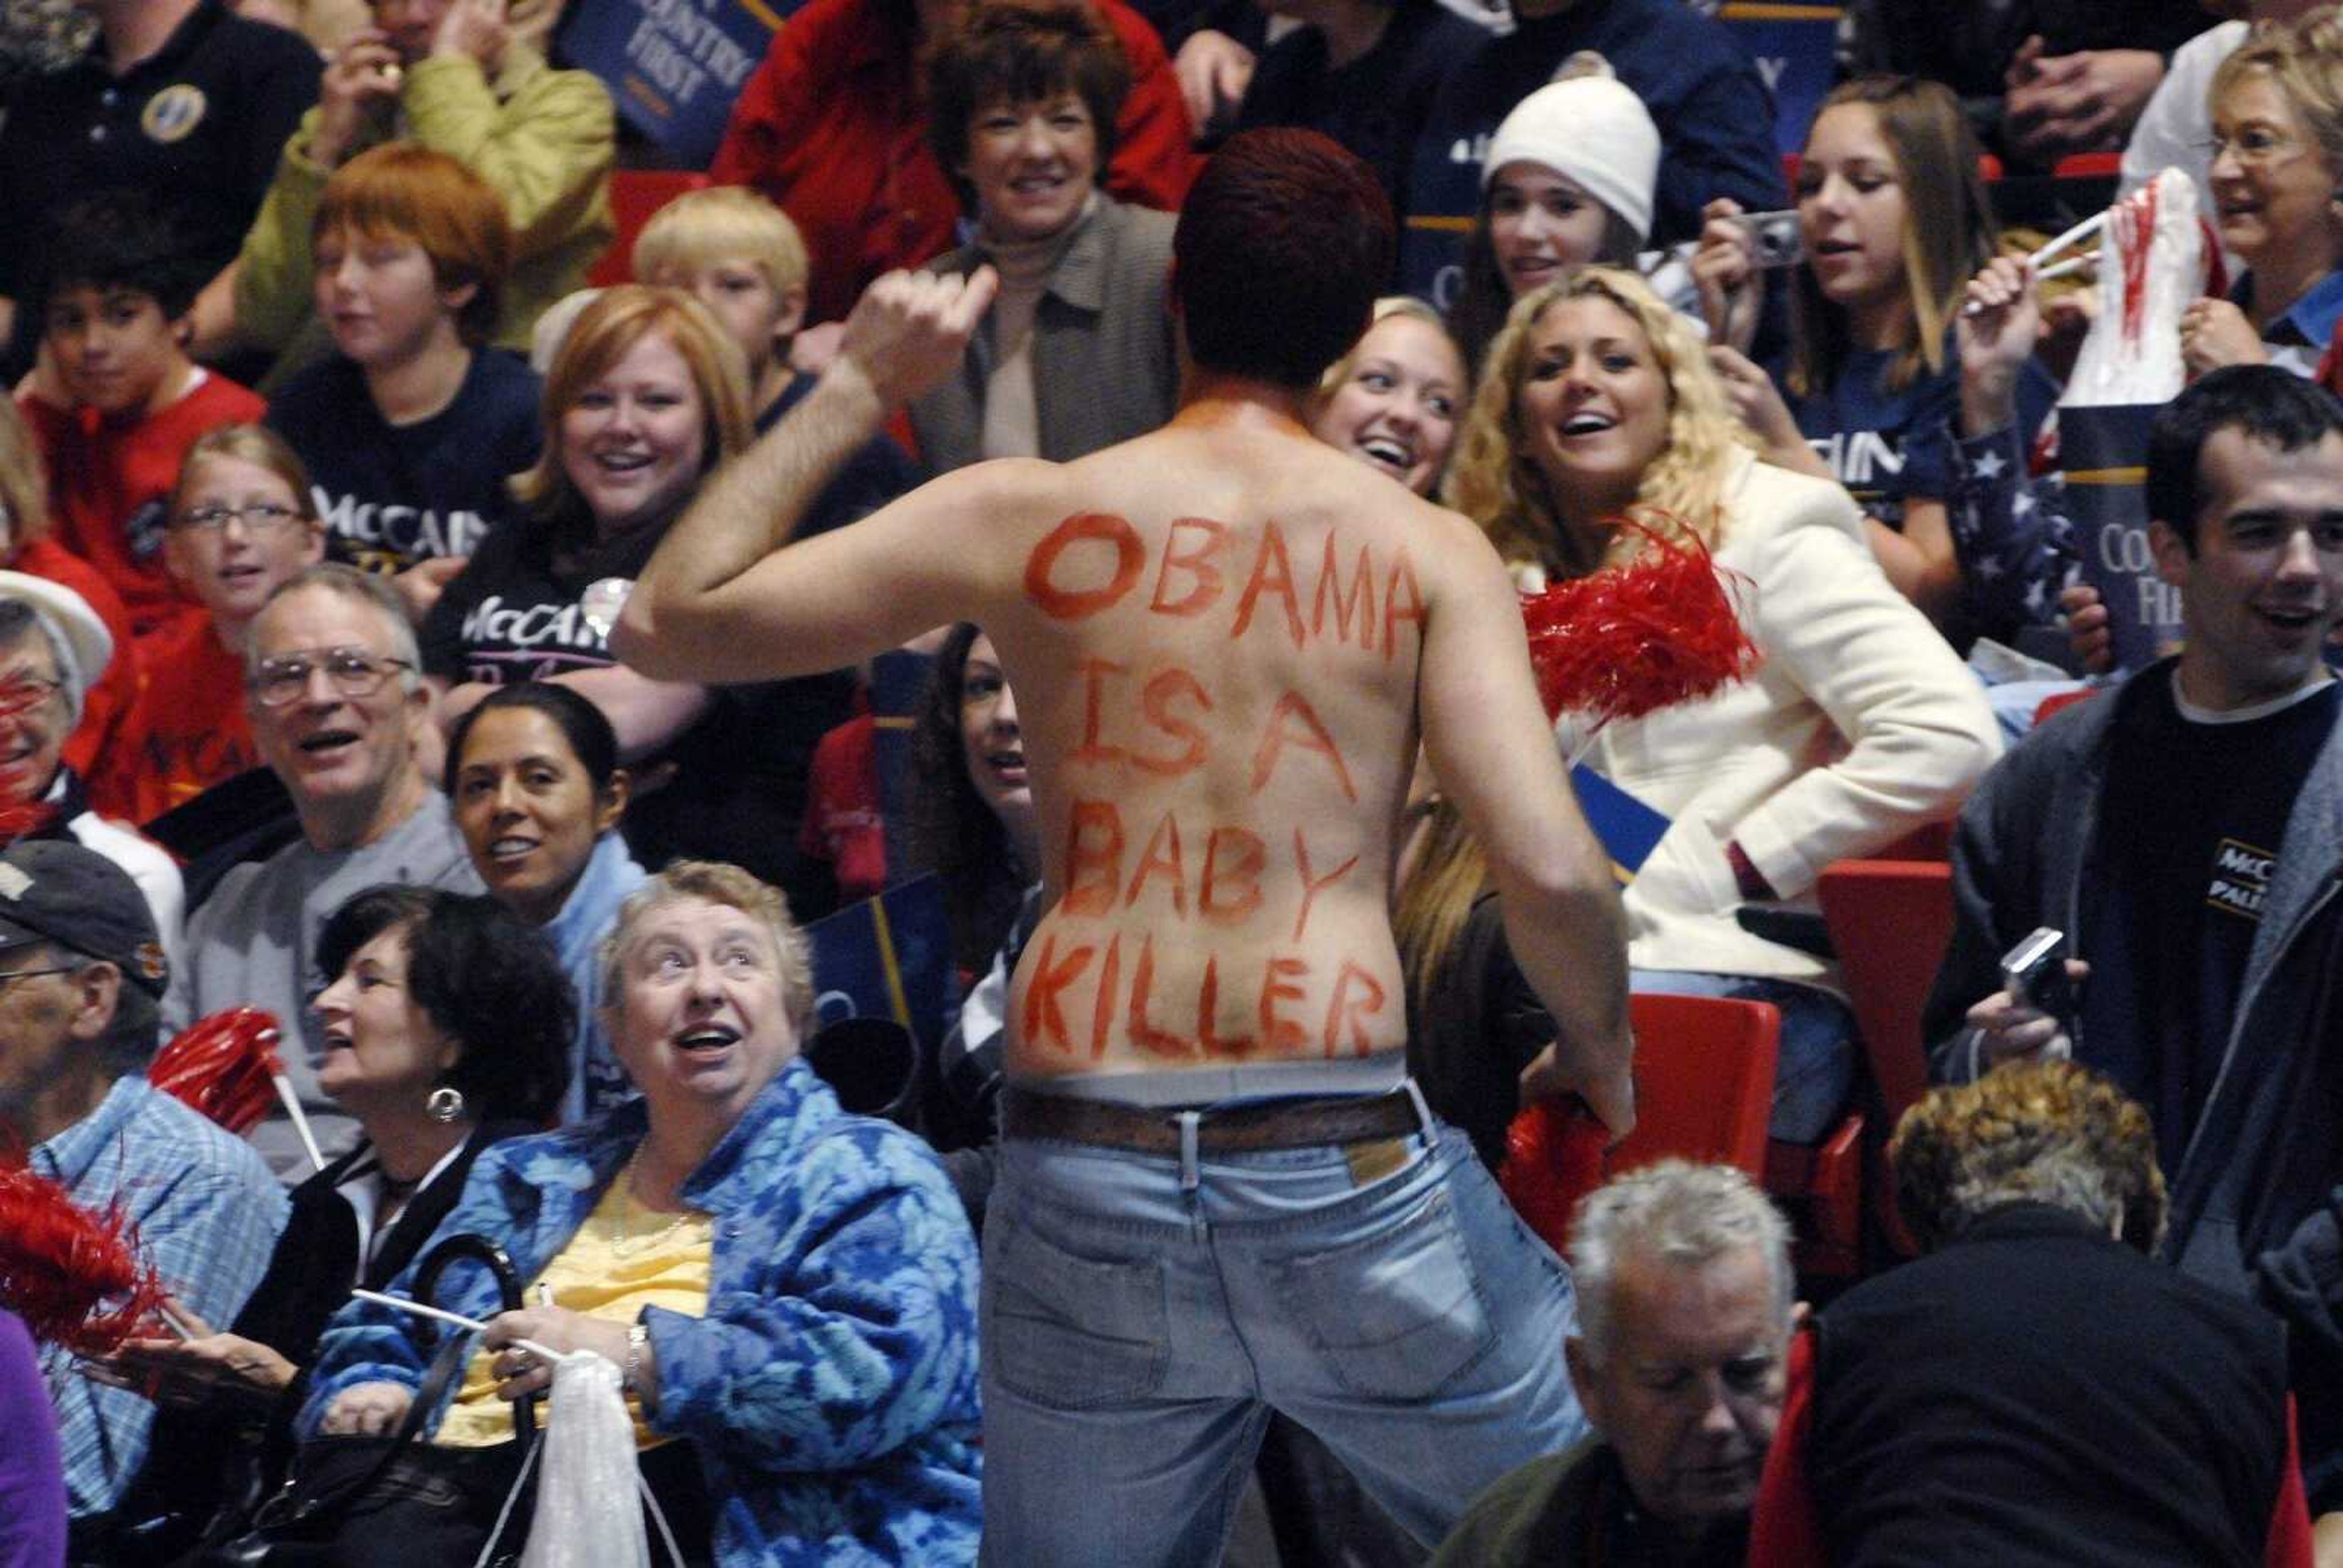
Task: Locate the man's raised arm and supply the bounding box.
[614,268,999,683]
[1417,519,1635,1136]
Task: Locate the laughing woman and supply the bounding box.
[909,0,1179,471]
[1445,268,1998,1141]
[447,681,646,1123]
[423,286,856,901]
[106,886,570,1561]
[303,861,984,1566]
[1309,297,1466,498]
[2178,15,2343,378]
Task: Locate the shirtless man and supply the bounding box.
[615,129,1635,1565]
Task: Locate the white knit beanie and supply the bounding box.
[1481,76,1662,246]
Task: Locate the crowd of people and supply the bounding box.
[0,0,2337,1561]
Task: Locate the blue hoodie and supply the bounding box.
[542,829,647,1124]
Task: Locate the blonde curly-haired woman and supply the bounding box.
[1439,266,2000,1140]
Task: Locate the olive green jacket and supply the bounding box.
[233,42,613,391]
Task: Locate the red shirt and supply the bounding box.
[20,371,264,649]
[87,608,253,828]
[710,0,1198,326]
[12,536,145,796]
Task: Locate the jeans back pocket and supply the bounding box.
[1269,1187,1497,1403]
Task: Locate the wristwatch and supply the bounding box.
[622,1322,649,1395]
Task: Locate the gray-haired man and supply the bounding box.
[171,563,480,1173]
[1432,1161,1795,1568]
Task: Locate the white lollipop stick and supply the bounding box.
[271,1073,326,1173]
[2037,251,2100,283]
[1962,248,2104,316]
[2029,209,2108,268]
[348,1288,563,1363]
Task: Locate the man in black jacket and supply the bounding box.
[1924,365,2343,1514]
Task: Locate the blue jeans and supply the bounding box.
[978,1106,1587,1566]
[1630,969,1856,1143]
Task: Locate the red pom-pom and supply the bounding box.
[1498,1098,1609,1257]
[1521,516,1762,728]
[0,1163,170,1354]
[150,1009,286,1136]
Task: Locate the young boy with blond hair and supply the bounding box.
[634,185,813,431]
[634,185,918,923]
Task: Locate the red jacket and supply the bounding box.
[20,372,263,647]
[710,0,1197,326]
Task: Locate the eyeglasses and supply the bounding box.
[0,965,76,991]
[248,647,415,708]
[176,502,305,534]
[2205,127,2307,168]
[0,674,63,716]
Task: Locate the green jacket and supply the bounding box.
[1429,1439,1751,1567]
[233,42,613,390]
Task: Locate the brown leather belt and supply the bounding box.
[1001,1085,1420,1155]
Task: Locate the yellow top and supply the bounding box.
[435,1169,713,1450]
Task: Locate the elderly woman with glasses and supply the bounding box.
[0,569,184,982]
[301,860,984,1566]
[2178,14,2343,377]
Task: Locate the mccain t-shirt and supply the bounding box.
[2088,667,2342,1173]
[419,375,915,910]
[265,347,542,574]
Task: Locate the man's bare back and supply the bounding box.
[616,266,1629,1121]
[976,408,1455,1079]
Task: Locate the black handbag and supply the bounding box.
[189,1235,543,1568]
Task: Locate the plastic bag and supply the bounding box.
[517,1353,651,1568]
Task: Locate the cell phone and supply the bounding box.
[1734,210,1804,269]
[2000,926,2076,1028]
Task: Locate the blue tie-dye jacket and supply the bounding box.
[298,1058,982,1566]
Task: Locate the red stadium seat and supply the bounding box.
[2053,151,2123,180]
[1816,855,1959,1259]
[1607,992,1780,1179]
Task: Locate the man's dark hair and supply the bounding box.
[317,885,573,1124]
[37,189,211,326]
[1173,129,1392,390]
[2146,365,2343,552]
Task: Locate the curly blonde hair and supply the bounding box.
[1889,1060,2168,1256]
[1442,267,1753,578]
